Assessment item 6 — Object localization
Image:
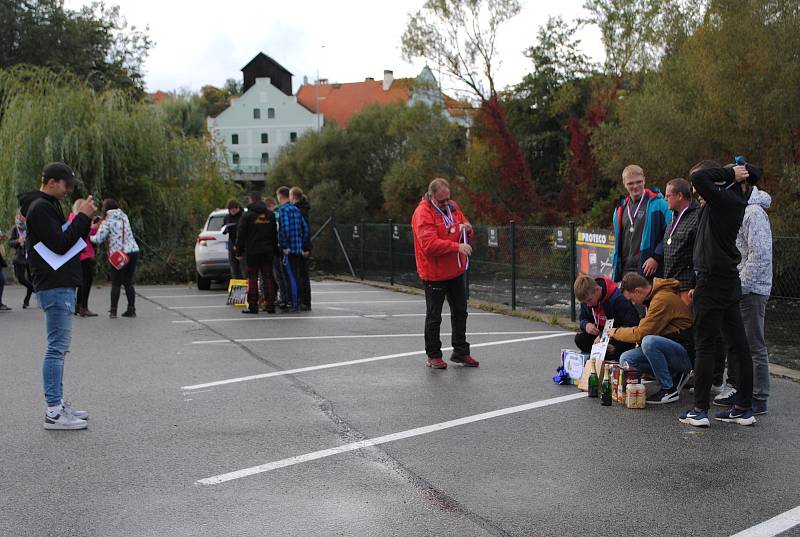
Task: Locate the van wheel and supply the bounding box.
[197,273,211,290]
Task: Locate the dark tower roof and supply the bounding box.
[241,52,293,96]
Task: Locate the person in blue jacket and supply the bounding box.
[611,165,671,282]
[574,274,640,362]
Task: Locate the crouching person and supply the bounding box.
[609,273,694,405]
[574,274,640,362]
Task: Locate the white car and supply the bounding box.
[194,209,231,290]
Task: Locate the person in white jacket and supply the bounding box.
[91,199,140,318]
[713,185,773,415]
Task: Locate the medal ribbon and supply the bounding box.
[668,206,689,242]
[433,202,467,270]
[626,195,646,229]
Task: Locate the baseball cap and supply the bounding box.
[41,162,81,186]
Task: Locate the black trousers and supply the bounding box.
[228,248,244,280]
[692,274,752,410]
[282,254,309,310]
[245,252,275,312]
[109,251,139,312]
[574,331,635,362]
[12,261,34,304]
[299,255,311,308]
[424,274,469,359]
[77,258,95,309]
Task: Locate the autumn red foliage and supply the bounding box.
[464,96,547,224]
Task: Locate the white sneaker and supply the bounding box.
[710,383,723,395]
[44,411,88,430]
[62,401,89,420]
[714,383,736,402]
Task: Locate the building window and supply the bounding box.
[253,108,261,119]
[267,108,275,119]
[261,133,269,144]
[231,133,239,145]
[232,152,240,165]
[261,152,269,163]
[290,132,297,142]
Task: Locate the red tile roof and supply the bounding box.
[296,79,411,128]
[148,90,170,104]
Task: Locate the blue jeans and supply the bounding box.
[620,335,692,390]
[38,288,76,405]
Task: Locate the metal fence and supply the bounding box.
[310,218,800,370]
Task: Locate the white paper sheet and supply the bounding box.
[32,220,86,271]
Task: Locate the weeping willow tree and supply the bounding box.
[0,66,239,282]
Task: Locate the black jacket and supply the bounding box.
[24,192,91,291]
[9,226,27,265]
[294,196,312,252]
[236,202,278,258]
[222,210,242,248]
[690,166,748,279]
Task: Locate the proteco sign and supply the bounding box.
[576,228,615,278]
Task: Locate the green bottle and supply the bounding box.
[601,365,613,406]
[588,370,599,398]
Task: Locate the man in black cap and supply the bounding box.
[25,162,96,430]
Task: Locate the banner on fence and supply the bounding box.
[576,228,615,278]
[488,227,498,247]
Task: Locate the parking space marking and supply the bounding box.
[729,505,800,537]
[146,293,228,299]
[168,300,425,310]
[196,391,587,485]
[181,332,571,390]
[191,330,561,344]
[172,312,499,324]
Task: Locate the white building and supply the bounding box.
[207,53,322,183]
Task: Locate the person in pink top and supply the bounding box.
[69,199,100,317]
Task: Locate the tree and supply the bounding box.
[0,0,152,92]
[0,66,238,281]
[401,0,541,224]
[505,16,594,205]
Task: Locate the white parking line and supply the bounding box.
[147,293,228,299]
[196,391,587,485]
[168,300,425,310]
[191,330,561,344]
[181,332,571,390]
[728,505,800,537]
[172,312,499,324]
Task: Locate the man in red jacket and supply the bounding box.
[412,178,477,369]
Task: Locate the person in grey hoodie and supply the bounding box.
[91,199,140,318]
[713,184,773,415]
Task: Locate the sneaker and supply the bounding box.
[752,399,768,416]
[679,407,710,427]
[62,401,89,420]
[44,411,88,430]
[646,388,680,405]
[714,406,756,426]
[713,384,737,406]
[710,383,723,395]
[450,355,479,367]
[0,303,11,311]
[241,309,259,315]
[121,308,136,318]
[426,357,447,369]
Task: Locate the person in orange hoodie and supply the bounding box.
[411,177,476,370]
[609,273,694,405]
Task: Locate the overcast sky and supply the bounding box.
[65,0,604,95]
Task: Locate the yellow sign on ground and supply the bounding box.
[227,279,248,307]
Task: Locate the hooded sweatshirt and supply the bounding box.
[236,201,278,257]
[612,278,693,348]
[24,191,91,291]
[737,186,772,296]
[578,276,640,333]
[91,209,140,254]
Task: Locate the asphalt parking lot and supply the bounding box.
[1,280,799,537]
